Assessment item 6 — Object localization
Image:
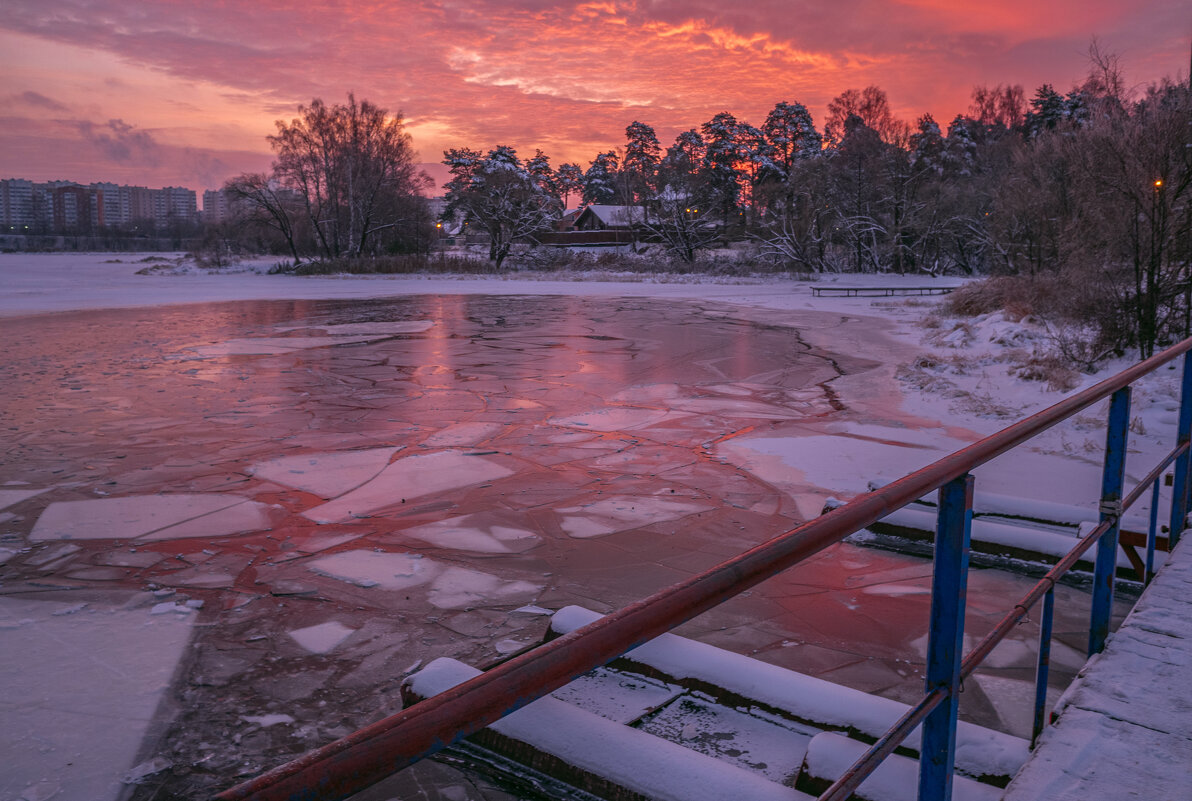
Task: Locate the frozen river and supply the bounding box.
[0,289,1125,800]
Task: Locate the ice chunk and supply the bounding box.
[308,550,435,590]
[557,496,713,539]
[186,335,386,356]
[289,621,355,654]
[549,407,682,432]
[400,513,540,554]
[249,447,400,498]
[427,566,541,610]
[1,595,193,799]
[302,451,514,524]
[123,756,171,784]
[0,488,46,511]
[241,713,295,727]
[422,422,505,447]
[31,494,271,542]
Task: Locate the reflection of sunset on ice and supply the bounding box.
[5,258,1180,799]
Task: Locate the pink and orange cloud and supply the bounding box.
[1,1,1186,192]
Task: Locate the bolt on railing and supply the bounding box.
[218,340,1192,801]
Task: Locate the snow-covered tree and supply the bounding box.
[1024,84,1066,138]
[700,111,754,227]
[525,149,557,197]
[621,121,662,203]
[761,101,822,176]
[943,115,979,176]
[582,151,620,205]
[442,145,559,268]
[909,114,945,174]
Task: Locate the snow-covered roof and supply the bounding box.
[577,205,644,227]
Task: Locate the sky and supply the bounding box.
[1,1,1188,197]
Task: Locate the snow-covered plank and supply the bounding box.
[550,606,1028,782]
[799,732,1002,801]
[405,657,809,801]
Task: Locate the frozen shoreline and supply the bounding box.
[0,252,1180,800]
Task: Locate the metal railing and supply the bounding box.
[218,337,1192,801]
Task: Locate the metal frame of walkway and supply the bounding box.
[217,337,1192,801]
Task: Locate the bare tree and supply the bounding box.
[268,94,427,258]
[223,173,303,263]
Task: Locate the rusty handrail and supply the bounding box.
[218,336,1192,801]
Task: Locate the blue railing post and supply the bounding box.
[1169,352,1192,548]
[918,473,974,801]
[1146,479,1160,584]
[1031,588,1054,748]
[1090,387,1131,656]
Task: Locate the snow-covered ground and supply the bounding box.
[0,252,1182,800]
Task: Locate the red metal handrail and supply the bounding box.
[218,336,1192,801]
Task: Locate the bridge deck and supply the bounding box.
[1002,536,1192,800]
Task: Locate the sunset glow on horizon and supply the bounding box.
[2,1,1187,194]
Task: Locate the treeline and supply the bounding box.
[223,51,1190,359]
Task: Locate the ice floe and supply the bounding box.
[557,495,713,539]
[308,550,433,590]
[549,407,686,432]
[186,335,388,357]
[307,549,540,609]
[0,596,194,801]
[302,451,514,524]
[248,447,400,498]
[421,422,505,447]
[0,488,45,511]
[399,513,541,554]
[31,494,272,542]
[289,621,356,654]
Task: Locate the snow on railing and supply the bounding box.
[217,337,1192,801]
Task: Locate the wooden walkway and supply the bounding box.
[1002,536,1192,800]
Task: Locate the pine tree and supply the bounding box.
[762,101,822,177]
[622,121,662,203]
[1025,84,1066,138]
[525,149,557,199]
[943,115,978,176]
[909,113,945,174]
[582,151,620,205]
[555,163,584,209]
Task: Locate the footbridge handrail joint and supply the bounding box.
[217,335,1192,801]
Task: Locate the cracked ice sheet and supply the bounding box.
[399,513,541,554]
[30,494,272,542]
[302,450,515,524]
[557,495,714,539]
[248,447,399,498]
[307,550,541,610]
[185,335,386,356]
[0,595,193,801]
